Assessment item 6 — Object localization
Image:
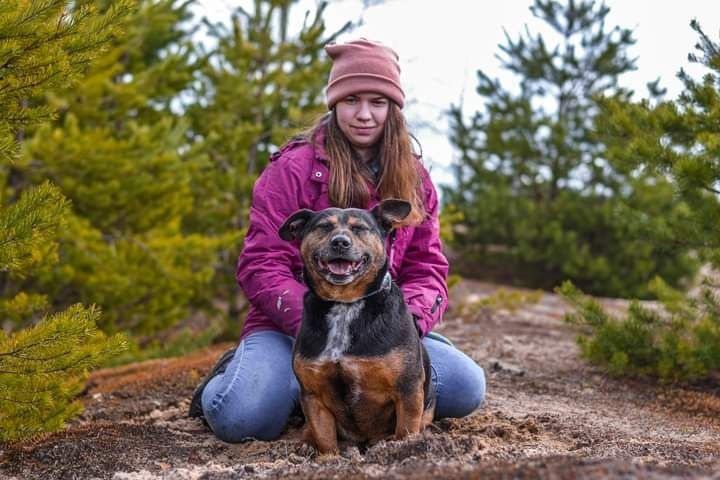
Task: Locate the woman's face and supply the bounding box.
[335,93,390,155]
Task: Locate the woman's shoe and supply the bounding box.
[188,347,237,419]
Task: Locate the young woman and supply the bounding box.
[189,38,486,443]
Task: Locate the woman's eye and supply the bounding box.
[372,100,387,107]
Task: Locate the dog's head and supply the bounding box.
[279,199,411,302]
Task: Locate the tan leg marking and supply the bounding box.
[301,394,339,455]
[393,387,425,439]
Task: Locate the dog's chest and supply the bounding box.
[294,349,407,410]
[318,301,364,360]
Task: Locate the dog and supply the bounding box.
[278,199,436,454]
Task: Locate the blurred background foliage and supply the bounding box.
[1,0,719,441]
[555,17,720,383]
[444,0,719,383]
[443,0,699,299]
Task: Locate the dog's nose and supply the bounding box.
[330,234,351,250]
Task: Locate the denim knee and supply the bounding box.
[201,330,300,443]
[204,391,295,443]
[424,337,487,419]
[453,363,486,416]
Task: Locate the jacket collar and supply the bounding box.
[309,122,330,185]
[311,121,330,161]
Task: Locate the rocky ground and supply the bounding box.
[1,279,719,479]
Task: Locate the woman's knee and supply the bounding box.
[425,338,487,418]
[203,373,300,442]
[204,398,290,442]
[456,362,486,415]
[201,330,300,442]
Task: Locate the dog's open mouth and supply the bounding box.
[315,254,369,284]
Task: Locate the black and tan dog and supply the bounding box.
[279,199,436,454]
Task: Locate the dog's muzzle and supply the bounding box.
[312,234,371,285]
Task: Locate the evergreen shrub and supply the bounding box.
[559,279,720,382]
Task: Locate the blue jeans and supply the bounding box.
[202,330,486,443]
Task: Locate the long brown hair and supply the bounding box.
[305,103,426,226]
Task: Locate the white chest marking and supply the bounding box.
[320,301,364,361]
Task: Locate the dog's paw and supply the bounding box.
[391,430,425,443]
[296,442,317,459]
[392,427,422,441]
[316,451,341,463]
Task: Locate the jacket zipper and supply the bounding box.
[388,230,397,270]
[430,294,443,314]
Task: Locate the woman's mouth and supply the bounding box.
[351,126,375,135]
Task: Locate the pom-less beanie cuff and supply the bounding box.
[326,75,404,109]
[325,38,405,109]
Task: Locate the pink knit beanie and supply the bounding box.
[325,38,405,109]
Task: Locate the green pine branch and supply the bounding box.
[0,181,68,276]
[0,304,127,443]
[0,0,132,164]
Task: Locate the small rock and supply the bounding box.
[149,409,163,420]
[489,358,526,376]
[343,446,363,462]
[288,453,305,464]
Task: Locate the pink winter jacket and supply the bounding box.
[236,126,449,339]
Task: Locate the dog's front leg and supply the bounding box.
[301,394,339,454]
[393,386,424,439]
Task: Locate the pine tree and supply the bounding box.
[183,0,350,338]
[597,20,720,267]
[0,0,129,442]
[9,0,225,346]
[559,21,720,382]
[445,0,697,298]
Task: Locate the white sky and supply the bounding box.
[195,0,720,188]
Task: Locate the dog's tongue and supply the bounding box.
[328,260,352,275]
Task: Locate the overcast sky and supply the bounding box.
[195,0,720,187]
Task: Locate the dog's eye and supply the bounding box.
[317,223,334,232]
[351,225,368,234]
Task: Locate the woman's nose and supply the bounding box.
[356,102,371,120]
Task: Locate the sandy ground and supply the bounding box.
[1,279,719,479]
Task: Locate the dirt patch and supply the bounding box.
[1,279,719,479]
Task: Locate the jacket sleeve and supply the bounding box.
[236,156,308,337]
[397,169,450,337]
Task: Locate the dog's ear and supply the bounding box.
[279,209,315,241]
[370,199,412,233]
